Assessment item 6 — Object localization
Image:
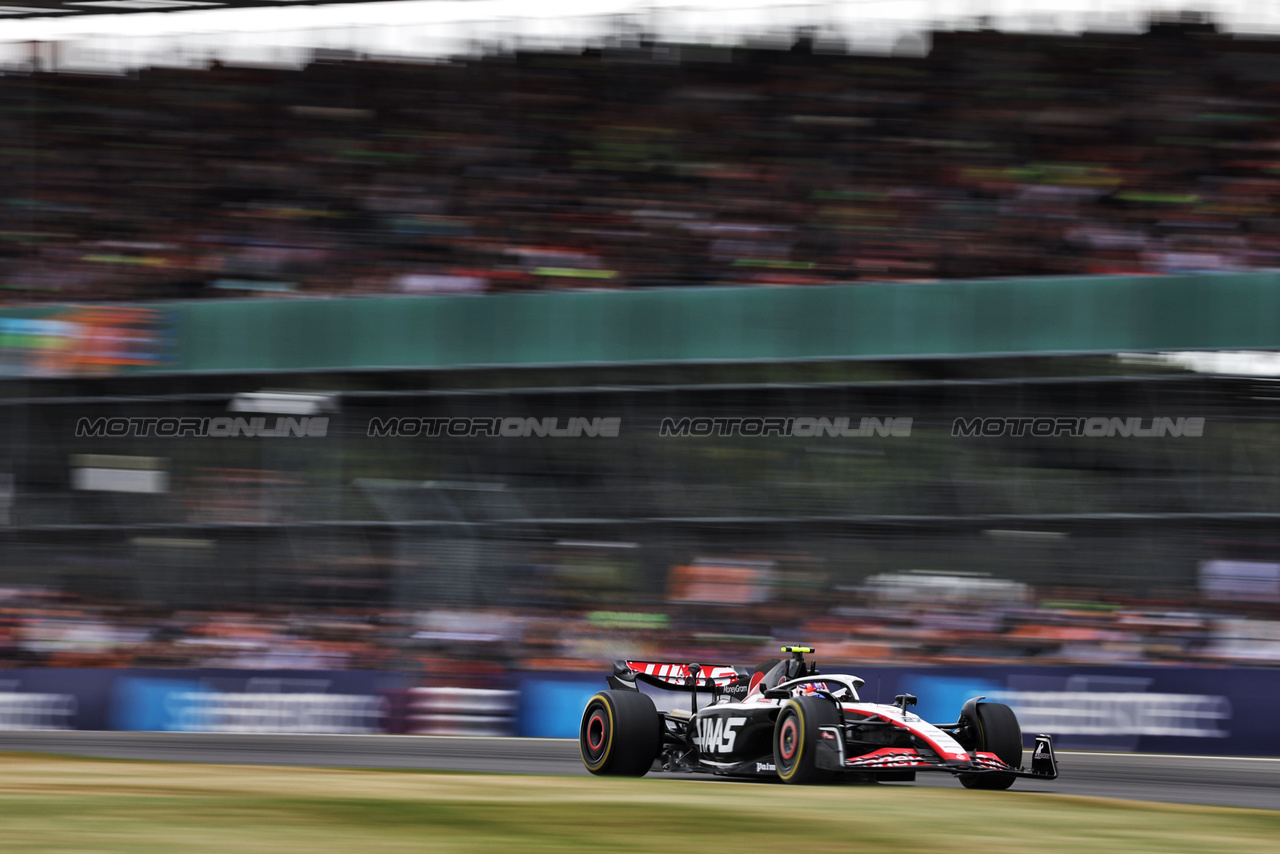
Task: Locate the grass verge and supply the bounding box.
[0,755,1276,853]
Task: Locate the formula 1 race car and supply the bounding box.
[580,646,1058,788]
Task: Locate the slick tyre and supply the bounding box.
[959,701,1022,790]
[580,690,662,776]
[773,696,839,784]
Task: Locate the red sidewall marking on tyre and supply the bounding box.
[587,712,606,752]
[779,718,798,760]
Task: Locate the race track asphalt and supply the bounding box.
[0,731,1276,811]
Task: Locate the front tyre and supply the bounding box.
[580,690,661,776]
[959,701,1022,790]
[773,697,839,784]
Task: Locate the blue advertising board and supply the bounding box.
[0,669,117,731]
[0,669,410,734]
[1,664,1276,757]
[108,669,412,733]
[517,664,1280,756]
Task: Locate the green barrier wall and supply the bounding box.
[6,273,1280,375]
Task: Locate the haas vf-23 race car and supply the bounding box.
[580,646,1058,788]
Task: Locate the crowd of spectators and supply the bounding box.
[2,580,1277,674]
[4,20,1280,303]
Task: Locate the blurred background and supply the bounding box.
[1,2,1279,748]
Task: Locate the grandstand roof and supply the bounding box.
[0,0,402,19]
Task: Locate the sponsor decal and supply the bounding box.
[626,662,741,686]
[168,690,383,733]
[756,762,776,773]
[995,690,1230,738]
[0,686,77,730]
[694,715,746,753]
[845,748,925,768]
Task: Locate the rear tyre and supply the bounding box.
[773,696,839,784]
[958,702,1022,790]
[580,690,662,776]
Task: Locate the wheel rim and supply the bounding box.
[778,716,799,765]
[587,712,606,752]
[581,701,612,767]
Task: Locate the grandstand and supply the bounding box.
[5,20,1280,301]
[2,13,1280,672]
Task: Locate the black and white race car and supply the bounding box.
[580,646,1057,788]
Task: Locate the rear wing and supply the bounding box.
[608,660,751,700]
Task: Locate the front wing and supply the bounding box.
[820,734,1059,780]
